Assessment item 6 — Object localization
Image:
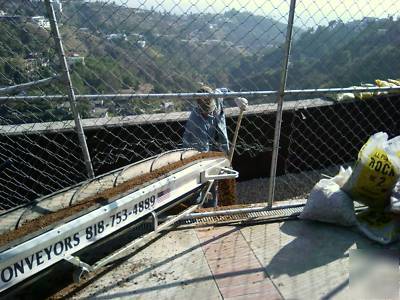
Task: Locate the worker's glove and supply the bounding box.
[235,97,248,111]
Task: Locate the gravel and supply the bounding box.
[236,165,345,204]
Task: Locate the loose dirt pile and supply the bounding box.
[217,179,237,206]
[0,152,224,248]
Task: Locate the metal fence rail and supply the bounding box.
[0,0,399,211]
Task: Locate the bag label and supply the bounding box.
[352,149,397,207]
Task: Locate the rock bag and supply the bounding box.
[342,132,400,210]
[356,210,400,244]
[300,167,357,227]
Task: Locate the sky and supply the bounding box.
[120,0,400,27]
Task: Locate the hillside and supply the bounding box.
[60,1,291,93]
[0,1,293,123]
[232,17,400,92]
[0,1,399,122]
[63,2,287,51]
[0,1,291,92]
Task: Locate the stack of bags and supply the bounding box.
[334,79,400,102]
[300,132,400,244]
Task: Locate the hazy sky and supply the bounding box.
[122,0,400,27]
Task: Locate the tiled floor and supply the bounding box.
[72,220,399,299]
[196,226,282,299]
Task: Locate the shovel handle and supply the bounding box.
[228,109,244,164]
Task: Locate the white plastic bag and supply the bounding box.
[389,136,400,213]
[300,169,356,227]
[342,132,400,210]
[356,210,400,244]
[390,181,400,214]
[332,166,353,187]
[335,92,355,102]
[390,180,400,213]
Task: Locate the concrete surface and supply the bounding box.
[0,99,330,135]
[71,219,399,299]
[72,228,222,300]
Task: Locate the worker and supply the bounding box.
[182,85,248,207]
[183,85,248,153]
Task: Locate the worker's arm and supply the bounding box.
[215,88,248,111]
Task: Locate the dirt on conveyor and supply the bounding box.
[0,152,224,248]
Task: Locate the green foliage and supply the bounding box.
[1,1,399,123]
[234,17,400,91]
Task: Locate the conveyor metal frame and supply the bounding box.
[0,156,237,293]
[68,181,214,283]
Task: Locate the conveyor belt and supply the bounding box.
[0,150,238,293]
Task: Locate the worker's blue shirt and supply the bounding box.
[182,98,229,153]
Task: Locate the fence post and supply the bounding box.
[267,0,297,208]
[44,0,95,179]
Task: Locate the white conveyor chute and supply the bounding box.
[0,149,238,293]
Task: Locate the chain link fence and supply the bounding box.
[0,0,399,210]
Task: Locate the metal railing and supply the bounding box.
[0,0,399,212]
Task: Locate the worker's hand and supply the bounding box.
[235,97,248,111]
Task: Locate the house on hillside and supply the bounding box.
[93,99,104,107]
[91,108,109,118]
[161,102,174,113]
[24,52,50,71]
[67,53,85,66]
[130,33,144,39]
[137,40,146,48]
[0,14,23,22]
[106,33,128,41]
[129,33,146,48]
[31,16,50,30]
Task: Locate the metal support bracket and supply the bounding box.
[201,166,238,182]
[151,211,158,231]
[64,255,94,283]
[91,181,214,271]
